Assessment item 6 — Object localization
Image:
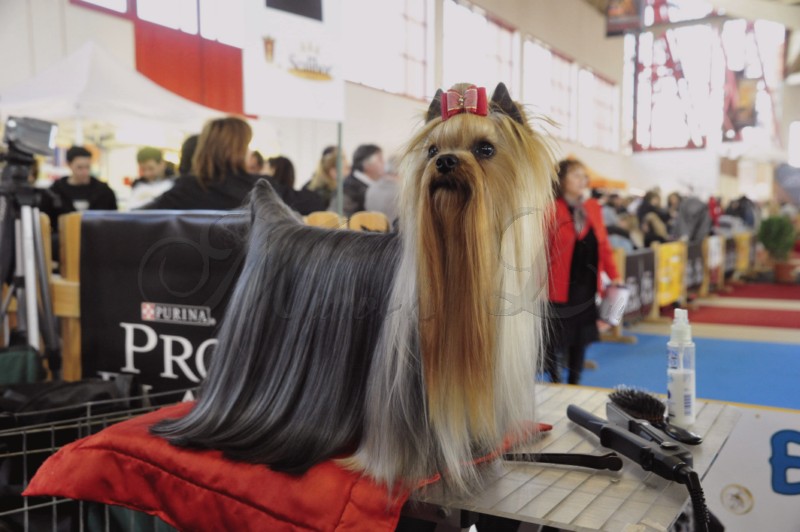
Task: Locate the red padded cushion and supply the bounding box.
[23,402,408,531]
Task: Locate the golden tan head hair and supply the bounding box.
[350,83,557,493]
[192,116,252,186]
[309,149,340,192]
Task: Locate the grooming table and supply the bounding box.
[408,384,741,531]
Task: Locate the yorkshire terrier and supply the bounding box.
[152,82,556,494]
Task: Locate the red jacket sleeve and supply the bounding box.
[586,199,620,283]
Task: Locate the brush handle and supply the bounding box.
[660,422,703,445]
[503,452,623,471]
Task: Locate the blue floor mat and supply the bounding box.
[577,333,800,410]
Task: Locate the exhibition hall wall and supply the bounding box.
[1,0,797,199]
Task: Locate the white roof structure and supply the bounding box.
[0,41,221,145]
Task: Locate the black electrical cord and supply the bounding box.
[675,465,710,532]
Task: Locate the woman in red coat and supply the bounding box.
[546,159,621,384]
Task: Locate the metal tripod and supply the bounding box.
[0,182,62,380]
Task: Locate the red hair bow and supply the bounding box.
[440,85,488,121]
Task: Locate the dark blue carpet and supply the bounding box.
[577,334,800,410]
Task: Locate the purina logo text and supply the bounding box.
[141,302,216,327]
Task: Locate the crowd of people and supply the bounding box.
[36,116,402,227]
[594,187,763,253]
[35,115,780,246]
[34,115,781,251]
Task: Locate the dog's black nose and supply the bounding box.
[436,154,459,174]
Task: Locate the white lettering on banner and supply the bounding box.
[640,271,654,306]
[195,338,217,378]
[119,322,217,383]
[120,323,157,374]
[160,334,198,382]
[143,302,215,327]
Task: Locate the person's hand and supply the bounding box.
[597,320,612,333]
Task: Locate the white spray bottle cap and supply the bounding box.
[670,308,692,343]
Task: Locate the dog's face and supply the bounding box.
[416,112,528,236]
[405,84,536,235]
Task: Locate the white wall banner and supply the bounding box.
[243,0,344,121]
[703,406,800,531]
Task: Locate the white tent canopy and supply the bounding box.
[0,41,222,146]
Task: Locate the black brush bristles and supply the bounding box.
[608,386,666,425]
[609,386,703,445]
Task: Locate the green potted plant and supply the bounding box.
[757,215,797,283]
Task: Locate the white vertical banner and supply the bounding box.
[243,0,344,121]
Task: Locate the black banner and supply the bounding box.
[266,0,323,21]
[685,240,705,292]
[724,237,737,278]
[80,211,247,394]
[623,248,655,322]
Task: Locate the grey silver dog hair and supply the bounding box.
[151,180,401,472]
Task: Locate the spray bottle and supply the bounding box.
[667,309,695,427]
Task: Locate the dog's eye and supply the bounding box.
[427,145,439,159]
[474,141,495,159]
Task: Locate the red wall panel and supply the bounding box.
[134,21,243,114]
[199,39,243,114]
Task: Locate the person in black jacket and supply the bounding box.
[47,146,118,215]
[42,145,116,236]
[142,117,259,211]
[39,146,117,261]
[265,156,326,215]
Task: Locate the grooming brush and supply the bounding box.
[609,387,703,445]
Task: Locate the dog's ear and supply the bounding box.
[490,83,525,125]
[426,89,444,123]
[249,179,302,226]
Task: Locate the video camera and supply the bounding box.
[0,116,58,188]
[1,117,58,286]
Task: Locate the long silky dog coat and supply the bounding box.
[152,83,555,493]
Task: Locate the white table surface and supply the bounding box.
[411,384,741,531]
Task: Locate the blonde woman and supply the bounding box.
[302,147,350,208]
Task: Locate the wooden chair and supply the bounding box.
[348,211,390,232]
[54,213,82,380]
[305,211,345,229]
